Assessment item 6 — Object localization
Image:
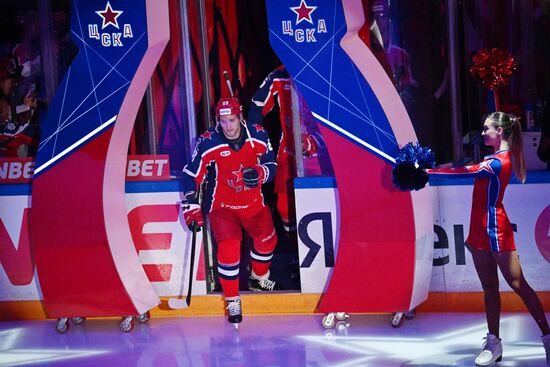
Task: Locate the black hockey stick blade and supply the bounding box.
[168,221,198,309]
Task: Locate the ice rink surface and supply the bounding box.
[0,312,548,366]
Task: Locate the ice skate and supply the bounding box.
[475,333,502,366]
[542,334,550,366]
[226,297,242,330]
[248,271,281,292]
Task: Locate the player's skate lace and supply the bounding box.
[258,278,276,291]
[248,276,279,291]
[475,333,502,366]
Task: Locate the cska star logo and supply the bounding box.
[96,2,123,29]
[201,130,213,140]
[227,164,252,193]
[232,164,245,182]
[88,2,134,47]
[291,0,317,25]
[282,0,327,43]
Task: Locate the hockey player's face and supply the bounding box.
[482,119,502,148]
[219,114,241,139]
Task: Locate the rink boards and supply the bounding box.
[295,173,550,297]
[1,171,550,310]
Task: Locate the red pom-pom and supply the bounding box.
[469,48,517,90]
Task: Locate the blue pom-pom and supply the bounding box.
[392,143,436,191]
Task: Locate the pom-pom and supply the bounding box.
[392,142,436,191]
[469,48,517,90]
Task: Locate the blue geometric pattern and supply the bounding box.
[266,0,398,163]
[35,0,148,175]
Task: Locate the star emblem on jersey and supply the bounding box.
[254,124,265,133]
[232,164,245,182]
[290,0,317,25]
[96,2,123,30]
[478,160,495,174]
[202,130,213,140]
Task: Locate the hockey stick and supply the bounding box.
[168,221,198,309]
[223,70,234,96]
[224,70,255,148]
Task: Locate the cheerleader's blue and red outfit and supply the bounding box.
[182,122,277,297]
[427,149,516,252]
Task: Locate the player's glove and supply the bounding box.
[301,133,318,158]
[242,165,266,188]
[180,194,203,231]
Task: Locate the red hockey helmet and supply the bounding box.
[215,96,242,118]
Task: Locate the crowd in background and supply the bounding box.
[0,8,42,157]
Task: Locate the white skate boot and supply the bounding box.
[542,334,550,366]
[226,297,242,330]
[475,333,502,366]
[248,271,281,291]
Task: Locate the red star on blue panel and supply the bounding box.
[254,124,265,132]
[290,0,317,25]
[96,2,123,30]
[202,130,213,140]
[232,164,245,182]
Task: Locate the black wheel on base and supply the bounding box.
[404,309,416,320]
[322,313,335,329]
[55,318,69,333]
[136,311,150,323]
[390,312,405,328]
[120,316,135,332]
[71,316,86,325]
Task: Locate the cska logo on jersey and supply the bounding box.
[282,0,327,43]
[88,2,134,47]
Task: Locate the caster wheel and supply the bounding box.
[71,316,86,325]
[324,329,335,340]
[404,309,416,320]
[56,318,69,333]
[335,312,349,321]
[120,316,135,332]
[136,311,150,324]
[391,312,404,328]
[322,313,335,329]
[335,321,350,335]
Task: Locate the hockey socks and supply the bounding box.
[249,236,277,277]
[217,239,241,298]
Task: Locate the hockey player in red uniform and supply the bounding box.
[248,66,318,231]
[428,112,550,366]
[181,96,280,329]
